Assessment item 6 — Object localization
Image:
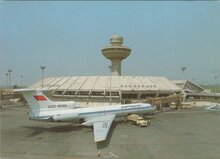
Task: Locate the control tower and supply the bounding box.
[101,35,131,76]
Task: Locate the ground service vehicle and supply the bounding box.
[180,103,192,109]
[170,102,178,109]
[126,114,149,127]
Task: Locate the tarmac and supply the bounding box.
[1,103,220,159]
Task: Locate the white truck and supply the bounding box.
[126,114,150,127]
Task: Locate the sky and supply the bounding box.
[0,1,220,86]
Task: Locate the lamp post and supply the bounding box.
[40,66,46,88]
[214,76,217,94]
[6,73,9,87]
[181,67,187,80]
[8,69,12,87]
[108,65,112,105]
[20,75,23,87]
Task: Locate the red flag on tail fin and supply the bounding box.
[34,95,47,101]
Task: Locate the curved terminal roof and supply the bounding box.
[29,76,181,93]
[172,80,204,93]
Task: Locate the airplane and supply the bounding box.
[205,104,219,112]
[14,89,156,142]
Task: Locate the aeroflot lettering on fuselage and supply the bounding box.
[48,104,67,108]
[121,104,142,109]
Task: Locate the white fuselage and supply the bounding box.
[30,103,155,122]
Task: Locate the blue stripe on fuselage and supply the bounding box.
[78,106,153,116]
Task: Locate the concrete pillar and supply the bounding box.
[111,59,121,76]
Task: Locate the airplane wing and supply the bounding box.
[82,114,116,142]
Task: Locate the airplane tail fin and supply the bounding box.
[14,89,53,116]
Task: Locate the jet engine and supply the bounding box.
[52,113,79,122]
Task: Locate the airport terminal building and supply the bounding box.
[29,35,182,105]
[29,76,181,105]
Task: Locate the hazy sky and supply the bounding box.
[0,1,220,86]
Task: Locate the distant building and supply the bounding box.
[172,80,204,93]
[172,80,220,101]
